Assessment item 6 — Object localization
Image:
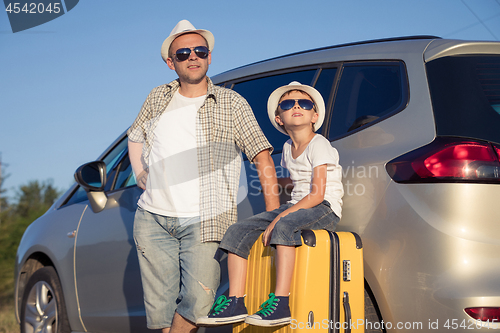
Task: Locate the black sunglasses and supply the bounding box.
[174,46,209,62]
[278,99,315,111]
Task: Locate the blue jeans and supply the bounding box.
[219,201,339,259]
[133,207,220,329]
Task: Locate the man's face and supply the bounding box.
[166,33,211,85]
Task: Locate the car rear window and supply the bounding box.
[426,55,500,145]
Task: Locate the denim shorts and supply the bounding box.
[133,207,220,329]
[219,201,339,259]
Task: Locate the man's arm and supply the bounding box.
[128,139,148,190]
[253,150,280,211]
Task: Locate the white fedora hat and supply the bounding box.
[160,19,214,63]
[267,81,326,135]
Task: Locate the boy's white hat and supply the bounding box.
[161,19,215,63]
[267,81,326,135]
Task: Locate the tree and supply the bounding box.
[0,159,9,224]
[0,176,7,211]
[15,180,61,218]
[0,177,61,319]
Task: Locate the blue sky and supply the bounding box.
[1,0,500,201]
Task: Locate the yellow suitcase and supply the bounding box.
[232,230,364,333]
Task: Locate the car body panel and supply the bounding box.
[15,202,87,331]
[75,186,145,332]
[363,181,500,329]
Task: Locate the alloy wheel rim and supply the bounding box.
[24,281,58,333]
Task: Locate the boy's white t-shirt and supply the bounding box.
[281,134,344,218]
[138,91,205,217]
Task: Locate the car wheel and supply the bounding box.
[20,266,71,333]
[365,288,384,333]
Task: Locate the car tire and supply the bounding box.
[365,288,384,333]
[20,266,71,333]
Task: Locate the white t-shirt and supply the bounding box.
[138,91,205,218]
[281,134,344,218]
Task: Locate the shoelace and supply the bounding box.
[209,295,231,316]
[256,293,279,317]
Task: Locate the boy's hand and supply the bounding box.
[262,221,276,247]
[262,213,286,246]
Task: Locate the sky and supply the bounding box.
[1,0,500,202]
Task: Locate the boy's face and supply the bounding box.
[275,90,319,133]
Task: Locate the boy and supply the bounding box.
[197,82,343,327]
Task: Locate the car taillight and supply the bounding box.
[465,307,500,322]
[386,137,500,183]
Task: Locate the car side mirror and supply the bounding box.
[75,161,107,191]
[74,161,108,213]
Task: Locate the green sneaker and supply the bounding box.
[196,295,248,326]
[245,293,291,327]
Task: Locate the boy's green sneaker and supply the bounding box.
[245,293,291,327]
[196,295,248,326]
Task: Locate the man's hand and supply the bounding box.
[136,169,148,190]
[128,139,148,190]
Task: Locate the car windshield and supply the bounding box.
[426,55,500,145]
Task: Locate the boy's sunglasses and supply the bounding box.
[174,46,209,62]
[279,99,315,111]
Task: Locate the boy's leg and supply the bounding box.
[197,205,292,326]
[270,202,338,297]
[223,207,288,298]
[244,202,337,327]
[219,204,291,259]
[270,201,337,248]
[275,245,296,296]
[228,253,248,297]
[244,244,294,327]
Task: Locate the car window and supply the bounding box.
[231,69,319,153]
[328,62,408,139]
[313,67,338,133]
[113,155,136,190]
[102,138,128,174]
[63,137,130,206]
[426,55,500,145]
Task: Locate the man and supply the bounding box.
[127,20,279,333]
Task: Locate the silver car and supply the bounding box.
[15,36,500,332]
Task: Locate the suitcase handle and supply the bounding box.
[343,292,352,333]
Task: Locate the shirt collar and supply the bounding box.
[205,77,217,102]
[163,77,217,102]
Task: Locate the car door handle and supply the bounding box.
[67,230,76,238]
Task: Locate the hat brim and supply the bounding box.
[267,82,325,135]
[161,29,214,63]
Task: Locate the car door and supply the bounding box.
[74,138,149,333]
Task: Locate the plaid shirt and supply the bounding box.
[128,78,272,242]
